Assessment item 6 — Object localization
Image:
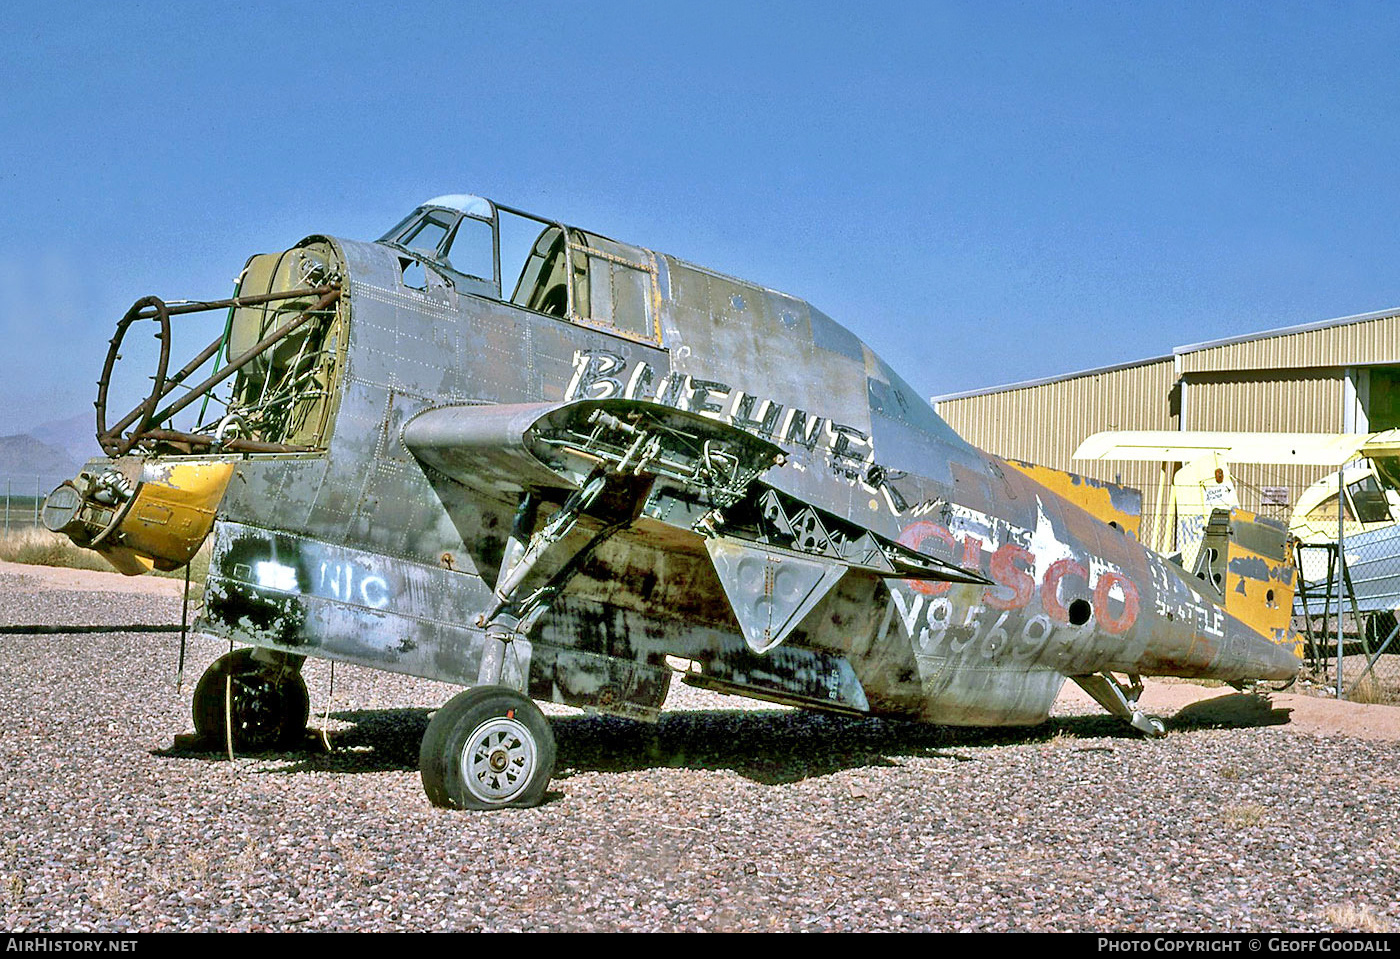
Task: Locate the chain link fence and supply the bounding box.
[0,476,69,534]
[1154,469,1400,706]
[1295,534,1400,706]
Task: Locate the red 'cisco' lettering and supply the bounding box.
[1042,557,1089,623]
[897,521,1140,634]
[899,521,956,596]
[984,543,1034,610]
[1093,571,1140,635]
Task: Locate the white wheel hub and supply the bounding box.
[461,717,538,804]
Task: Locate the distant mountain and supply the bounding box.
[30,412,101,463]
[0,433,85,492]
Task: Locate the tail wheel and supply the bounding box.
[420,686,556,810]
[192,648,309,751]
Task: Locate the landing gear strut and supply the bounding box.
[1072,672,1167,737]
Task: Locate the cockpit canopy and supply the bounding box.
[380,195,661,344]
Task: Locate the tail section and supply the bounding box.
[1190,507,1301,656]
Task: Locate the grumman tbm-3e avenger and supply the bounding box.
[43,193,1302,809]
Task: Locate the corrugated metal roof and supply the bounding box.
[1173,305,1400,356]
[930,353,1174,403]
[933,306,1400,404]
[1176,311,1400,374]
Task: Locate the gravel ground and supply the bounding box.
[2,565,1399,933]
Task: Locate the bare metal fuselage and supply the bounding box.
[65,213,1300,736]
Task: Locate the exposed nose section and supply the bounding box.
[44,458,234,575]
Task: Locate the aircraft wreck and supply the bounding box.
[44,194,1301,809]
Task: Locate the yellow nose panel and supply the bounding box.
[104,461,235,570]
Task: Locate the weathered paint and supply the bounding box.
[1194,508,1301,655]
[56,193,1302,737]
[1005,460,1143,540]
[118,461,235,569]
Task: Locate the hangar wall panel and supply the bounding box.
[1178,312,1400,374]
[936,358,1178,548]
[1182,369,1344,433]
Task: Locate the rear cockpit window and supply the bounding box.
[571,232,657,341]
[383,198,662,344]
[402,215,453,256]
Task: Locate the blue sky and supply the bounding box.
[3,1,1400,436]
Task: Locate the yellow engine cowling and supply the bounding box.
[44,459,235,575]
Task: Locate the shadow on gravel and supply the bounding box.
[149,708,432,773]
[1167,693,1291,730]
[546,710,1147,784]
[154,705,1172,784]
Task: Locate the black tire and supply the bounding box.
[192,648,309,751]
[1364,612,1399,653]
[419,686,556,810]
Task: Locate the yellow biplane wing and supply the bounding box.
[1072,429,1400,466]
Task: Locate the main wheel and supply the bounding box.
[419,686,556,810]
[192,648,309,751]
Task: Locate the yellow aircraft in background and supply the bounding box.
[1074,429,1400,619]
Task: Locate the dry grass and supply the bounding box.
[0,841,22,906]
[1346,672,1385,705]
[1322,903,1392,932]
[0,528,210,590]
[333,837,380,887]
[1220,803,1268,827]
[89,869,132,916]
[0,527,115,571]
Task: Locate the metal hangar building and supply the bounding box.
[932,307,1400,553]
